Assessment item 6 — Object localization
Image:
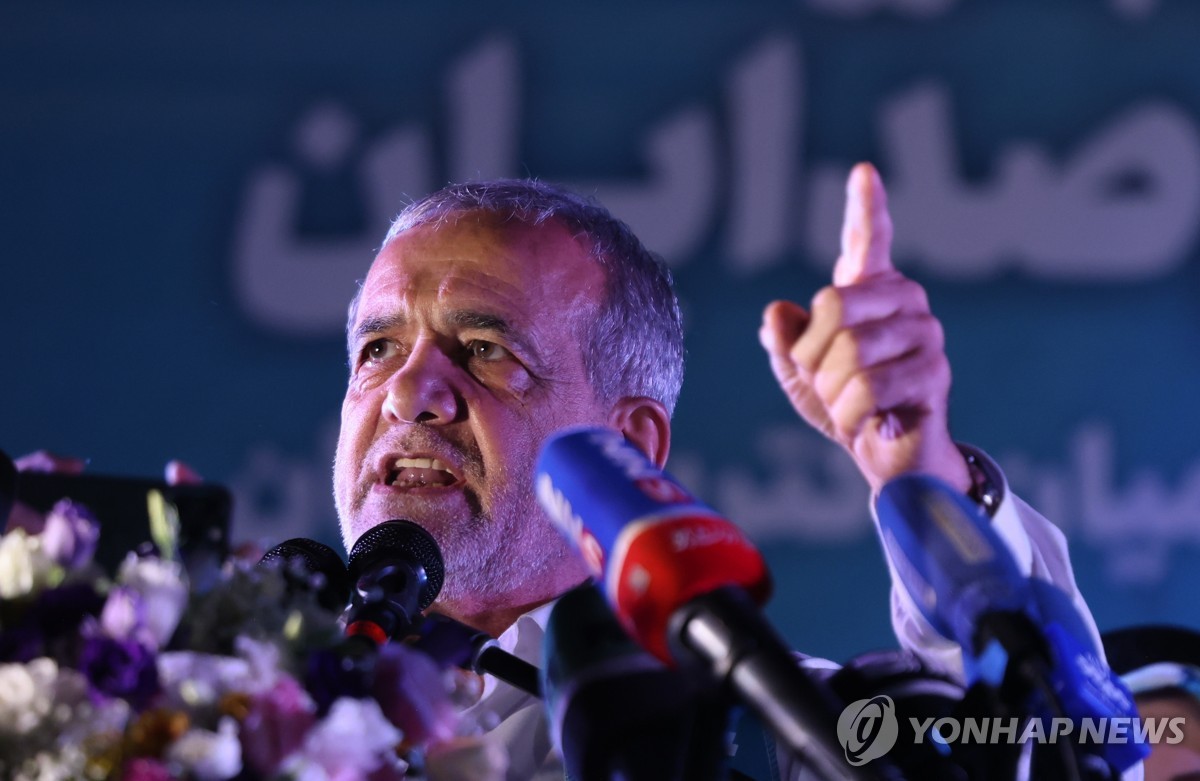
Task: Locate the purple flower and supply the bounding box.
[0,582,104,663]
[304,644,373,715]
[0,626,43,663]
[373,643,458,746]
[40,499,100,569]
[100,586,147,644]
[78,632,159,710]
[239,675,318,776]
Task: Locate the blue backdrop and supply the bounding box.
[4,0,1199,666]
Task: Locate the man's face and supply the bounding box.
[334,212,606,621]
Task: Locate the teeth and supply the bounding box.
[393,457,450,472]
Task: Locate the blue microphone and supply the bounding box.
[537,428,888,781]
[876,473,1147,774]
[535,427,770,662]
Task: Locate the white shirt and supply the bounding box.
[457,602,564,780]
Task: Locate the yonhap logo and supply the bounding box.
[837,695,899,766]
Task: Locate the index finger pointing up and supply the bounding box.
[833,162,896,287]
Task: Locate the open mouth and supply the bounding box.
[385,457,459,489]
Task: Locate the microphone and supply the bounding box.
[541,583,732,781]
[0,450,15,527]
[534,427,770,661]
[536,428,884,781]
[343,520,445,645]
[258,537,352,613]
[875,473,1146,775]
[412,612,543,698]
[263,527,542,697]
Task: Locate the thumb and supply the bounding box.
[833,162,896,287]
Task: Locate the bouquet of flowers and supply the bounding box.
[0,498,506,781]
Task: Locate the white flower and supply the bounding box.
[296,697,402,777]
[275,756,330,781]
[233,635,281,694]
[0,659,57,735]
[157,651,253,710]
[14,744,86,781]
[165,716,242,781]
[0,530,54,600]
[117,554,188,648]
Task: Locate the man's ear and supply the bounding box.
[608,397,671,468]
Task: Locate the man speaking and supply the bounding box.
[332,163,1102,778]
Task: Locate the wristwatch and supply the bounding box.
[962,448,1002,517]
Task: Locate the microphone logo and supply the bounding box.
[836,695,898,766]
[633,476,691,504]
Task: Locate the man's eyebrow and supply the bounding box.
[352,313,406,345]
[449,309,514,335]
[353,309,543,360]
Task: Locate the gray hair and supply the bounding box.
[348,179,685,414]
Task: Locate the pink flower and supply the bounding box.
[121,758,173,781]
[240,675,318,776]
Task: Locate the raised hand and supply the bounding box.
[758,162,970,495]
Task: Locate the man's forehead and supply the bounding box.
[365,217,600,300]
[353,216,604,335]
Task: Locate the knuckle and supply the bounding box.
[896,277,930,310]
[810,285,845,322]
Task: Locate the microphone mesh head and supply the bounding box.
[258,537,351,611]
[347,520,445,611]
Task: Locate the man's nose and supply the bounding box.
[381,340,463,425]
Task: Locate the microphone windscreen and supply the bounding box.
[348,520,444,612]
[259,537,352,612]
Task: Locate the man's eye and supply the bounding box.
[466,339,511,362]
[361,339,396,364]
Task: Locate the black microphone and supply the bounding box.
[413,612,543,698]
[258,537,352,613]
[0,450,15,527]
[343,520,445,645]
[542,583,733,781]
